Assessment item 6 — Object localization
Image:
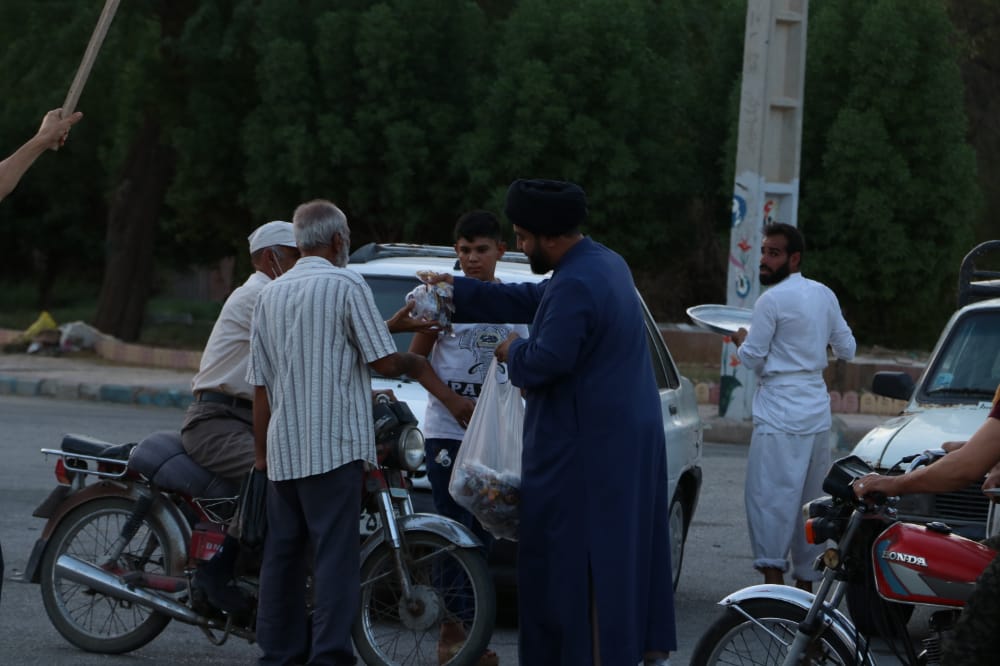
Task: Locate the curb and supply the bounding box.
[0,327,202,371]
[701,413,879,453]
[0,374,192,410]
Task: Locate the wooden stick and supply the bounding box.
[61,0,121,118]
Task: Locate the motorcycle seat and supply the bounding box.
[61,433,136,460]
[129,430,239,500]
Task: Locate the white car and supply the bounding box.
[349,243,704,589]
[851,240,1000,539]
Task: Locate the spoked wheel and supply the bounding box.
[354,531,496,665]
[690,599,857,666]
[40,497,178,654]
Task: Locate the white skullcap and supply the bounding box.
[248,221,296,254]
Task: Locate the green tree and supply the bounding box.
[240,0,491,246]
[946,0,1000,244]
[459,0,675,256]
[164,0,260,269]
[800,0,980,346]
[93,1,200,341]
[0,2,112,308]
[457,0,744,315]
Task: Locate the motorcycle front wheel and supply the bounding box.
[354,531,496,666]
[690,598,856,666]
[40,497,177,654]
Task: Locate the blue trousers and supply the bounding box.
[257,461,363,666]
[424,438,494,625]
[424,438,494,552]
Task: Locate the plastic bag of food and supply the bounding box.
[449,358,523,540]
[406,277,455,330]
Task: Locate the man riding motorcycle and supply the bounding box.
[854,386,1000,665]
[184,220,440,613]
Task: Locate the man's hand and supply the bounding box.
[446,395,476,429]
[386,300,441,334]
[983,462,1000,498]
[37,109,83,151]
[372,388,396,403]
[416,271,454,285]
[852,472,897,500]
[495,332,520,363]
[732,327,748,347]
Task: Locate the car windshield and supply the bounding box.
[923,310,1000,400]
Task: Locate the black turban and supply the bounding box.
[504,179,587,235]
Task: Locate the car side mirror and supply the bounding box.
[872,371,915,402]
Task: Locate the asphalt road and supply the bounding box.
[0,395,908,665]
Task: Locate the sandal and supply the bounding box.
[438,621,499,665]
[438,643,499,666]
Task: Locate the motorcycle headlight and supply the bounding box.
[397,425,425,472]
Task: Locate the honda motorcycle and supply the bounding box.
[691,454,997,666]
[23,397,496,665]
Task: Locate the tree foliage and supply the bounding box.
[801,0,980,345]
[946,0,1000,243]
[0,0,992,347]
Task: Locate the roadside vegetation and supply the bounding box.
[0,0,994,349]
[0,282,219,351]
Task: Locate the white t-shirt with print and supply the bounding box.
[422,321,530,440]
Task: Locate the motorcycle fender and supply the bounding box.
[360,512,483,563]
[719,584,877,666]
[23,482,191,584]
[31,485,71,519]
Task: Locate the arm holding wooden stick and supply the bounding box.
[0,109,84,202]
[1,0,118,202]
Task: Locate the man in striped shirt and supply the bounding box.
[247,199,456,665]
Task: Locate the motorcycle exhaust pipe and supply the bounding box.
[55,554,206,625]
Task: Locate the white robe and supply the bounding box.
[737,272,856,576]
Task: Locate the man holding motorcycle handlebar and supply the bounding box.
[182,221,301,613]
[854,394,1000,666]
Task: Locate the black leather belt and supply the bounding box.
[197,390,252,410]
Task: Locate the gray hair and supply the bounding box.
[293,199,349,252]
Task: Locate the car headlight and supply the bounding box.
[397,425,425,472]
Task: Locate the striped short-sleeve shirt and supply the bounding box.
[247,256,396,481]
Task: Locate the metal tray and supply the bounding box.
[686,304,753,336]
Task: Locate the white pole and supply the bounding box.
[722,0,809,420]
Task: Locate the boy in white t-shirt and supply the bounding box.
[409,210,528,665]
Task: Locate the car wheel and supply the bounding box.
[669,496,687,590]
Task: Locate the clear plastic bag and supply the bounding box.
[406,274,455,330]
[448,357,524,541]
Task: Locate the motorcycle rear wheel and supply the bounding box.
[40,497,177,654]
[354,531,496,666]
[690,598,856,666]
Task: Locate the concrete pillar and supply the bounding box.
[722,0,809,420]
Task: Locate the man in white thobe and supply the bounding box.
[733,222,856,589]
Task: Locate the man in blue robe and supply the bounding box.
[436,179,676,665]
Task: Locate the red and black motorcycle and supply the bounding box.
[691,454,997,666]
[23,397,496,665]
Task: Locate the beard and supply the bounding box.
[528,245,552,274]
[759,259,790,286]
